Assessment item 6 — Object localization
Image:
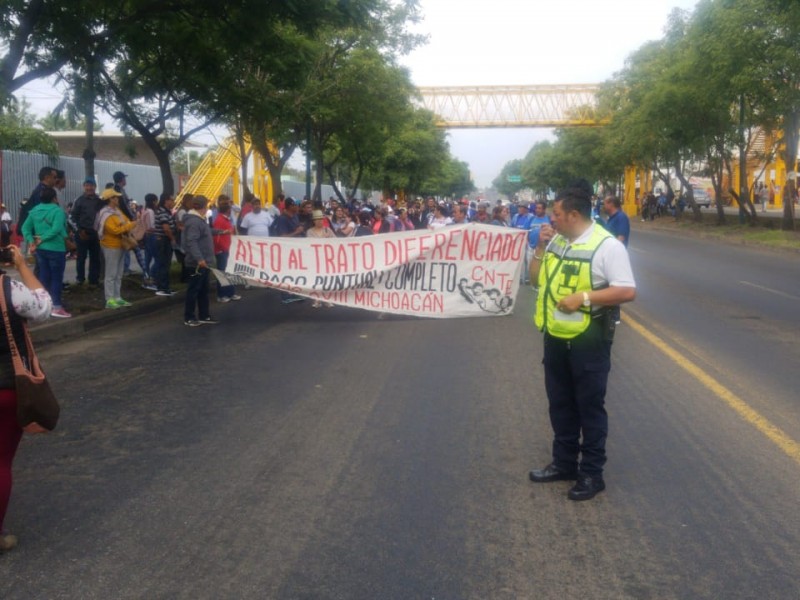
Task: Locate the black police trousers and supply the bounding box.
[542,320,611,477]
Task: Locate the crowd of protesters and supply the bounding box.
[5,162,643,326]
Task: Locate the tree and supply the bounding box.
[702,0,800,230]
[224,1,423,203]
[362,107,449,197]
[599,11,723,223]
[38,92,103,132]
[420,156,474,198]
[300,8,422,202]
[321,49,416,200]
[0,0,73,106]
[169,145,212,179]
[493,159,524,197]
[0,97,57,154]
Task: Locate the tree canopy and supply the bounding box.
[494,0,800,229]
[1,0,470,200]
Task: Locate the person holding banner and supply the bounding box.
[307,210,335,308]
[273,198,305,238]
[528,181,636,501]
[182,195,219,326]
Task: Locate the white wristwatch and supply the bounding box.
[582,292,591,307]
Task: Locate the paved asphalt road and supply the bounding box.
[1,226,799,599]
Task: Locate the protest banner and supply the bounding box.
[225,223,527,318]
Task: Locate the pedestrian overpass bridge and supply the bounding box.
[180,83,622,208]
[416,84,603,128]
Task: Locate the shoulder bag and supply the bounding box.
[0,276,60,431]
[130,217,147,242]
[120,233,139,250]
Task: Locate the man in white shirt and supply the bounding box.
[239,199,273,236]
[527,180,636,501]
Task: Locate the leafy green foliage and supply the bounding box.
[0,99,57,154]
[492,159,524,197]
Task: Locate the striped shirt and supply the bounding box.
[154,207,176,238]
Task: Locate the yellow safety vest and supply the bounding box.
[534,225,612,339]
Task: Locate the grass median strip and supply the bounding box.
[623,312,800,466]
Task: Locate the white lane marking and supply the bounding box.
[629,247,649,254]
[739,280,800,301]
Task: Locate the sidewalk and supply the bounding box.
[6,255,186,346]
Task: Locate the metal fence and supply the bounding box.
[0,150,168,221]
[280,179,380,205]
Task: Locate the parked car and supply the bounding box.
[691,187,712,209]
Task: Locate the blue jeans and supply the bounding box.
[215,251,235,299]
[35,248,66,308]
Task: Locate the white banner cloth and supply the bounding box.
[225,223,527,318]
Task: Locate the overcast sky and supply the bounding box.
[399,0,700,187]
[17,0,699,188]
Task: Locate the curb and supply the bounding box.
[30,291,186,346]
[631,220,800,256]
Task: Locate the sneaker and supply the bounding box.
[115,298,132,307]
[0,533,18,552]
[312,300,321,308]
[105,299,121,309]
[324,302,334,308]
[50,307,72,318]
[230,294,242,301]
[217,296,231,303]
[184,319,201,327]
[155,290,174,297]
[142,282,157,291]
[198,316,219,325]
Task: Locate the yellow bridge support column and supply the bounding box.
[623,166,637,217]
[774,155,786,209]
[251,153,273,205]
[623,166,649,217]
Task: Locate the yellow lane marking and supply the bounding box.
[739,280,800,301]
[623,312,800,466]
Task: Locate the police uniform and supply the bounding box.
[534,223,635,480]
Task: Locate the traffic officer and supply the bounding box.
[528,181,636,501]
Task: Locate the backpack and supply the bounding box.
[17,199,33,232]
